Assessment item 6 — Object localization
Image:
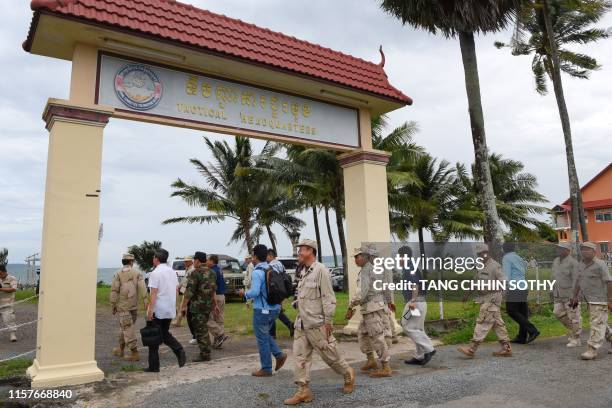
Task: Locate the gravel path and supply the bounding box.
[140,336,611,408]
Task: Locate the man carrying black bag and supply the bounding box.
[145,248,186,372]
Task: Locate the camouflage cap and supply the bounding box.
[122,253,135,261]
[556,242,573,250]
[474,243,489,254]
[352,244,378,257]
[580,241,597,251]
[297,239,318,250]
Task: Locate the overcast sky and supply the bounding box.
[1,1,610,267]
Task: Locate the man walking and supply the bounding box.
[207,254,229,349]
[110,253,148,361]
[0,265,18,342]
[503,242,539,344]
[178,256,198,345]
[571,242,612,360]
[238,244,287,377]
[284,239,354,405]
[397,246,436,366]
[180,251,218,362]
[458,243,512,358]
[551,242,582,347]
[146,248,186,372]
[267,248,295,338]
[346,244,392,378]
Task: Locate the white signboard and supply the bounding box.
[97,54,360,148]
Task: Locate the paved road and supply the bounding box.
[141,336,611,408]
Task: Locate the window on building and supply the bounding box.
[595,208,612,222]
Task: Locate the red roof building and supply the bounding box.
[25,0,411,109]
[552,163,612,256]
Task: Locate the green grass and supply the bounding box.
[0,359,31,378]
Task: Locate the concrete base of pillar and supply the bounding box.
[27,358,104,388]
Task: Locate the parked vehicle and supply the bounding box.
[171,258,187,279]
[218,255,245,298]
[330,266,344,291]
[277,257,299,290]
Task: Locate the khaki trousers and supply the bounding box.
[553,300,582,340]
[293,325,350,385]
[0,305,16,334]
[118,310,138,350]
[358,309,390,362]
[586,303,610,350]
[208,294,225,338]
[472,302,509,343]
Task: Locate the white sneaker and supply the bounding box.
[566,338,581,348]
[189,338,198,345]
[9,333,17,342]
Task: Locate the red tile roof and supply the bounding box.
[556,199,612,212]
[26,0,412,105]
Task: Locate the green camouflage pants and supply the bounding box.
[191,308,212,356]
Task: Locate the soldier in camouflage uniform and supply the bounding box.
[346,244,393,378]
[110,253,148,361]
[180,251,219,362]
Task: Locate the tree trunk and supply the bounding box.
[332,194,348,292]
[324,205,339,267]
[458,31,505,260]
[541,0,588,246]
[418,226,426,277]
[312,206,323,262]
[243,217,254,255]
[265,224,277,254]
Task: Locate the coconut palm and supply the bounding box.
[127,240,162,272]
[251,183,305,254]
[163,136,272,253]
[380,0,526,256]
[0,248,8,266]
[495,0,610,241]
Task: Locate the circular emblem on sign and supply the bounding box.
[114,64,162,111]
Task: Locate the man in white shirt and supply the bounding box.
[146,248,186,372]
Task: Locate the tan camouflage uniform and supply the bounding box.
[575,257,611,351]
[349,261,390,363]
[0,274,18,337]
[552,254,582,341]
[471,258,510,343]
[110,266,147,351]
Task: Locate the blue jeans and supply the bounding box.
[253,308,283,373]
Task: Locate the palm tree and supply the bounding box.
[380,0,526,257]
[163,136,270,253]
[0,248,8,266]
[453,153,550,239]
[127,240,162,272]
[389,154,481,264]
[495,0,610,242]
[251,183,305,254]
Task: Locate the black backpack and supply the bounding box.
[265,267,293,305]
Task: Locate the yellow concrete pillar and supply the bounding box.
[339,148,393,334]
[27,99,114,388]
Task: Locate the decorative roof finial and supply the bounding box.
[378,45,385,67]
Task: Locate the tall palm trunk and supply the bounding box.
[418,226,426,274]
[541,0,588,246]
[332,193,348,291]
[324,205,339,267]
[242,216,254,254]
[458,31,505,259]
[265,224,277,254]
[312,206,323,262]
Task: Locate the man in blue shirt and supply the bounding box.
[238,244,287,376]
[503,242,539,344]
[207,254,229,349]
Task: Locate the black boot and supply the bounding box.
[176,348,186,367]
[193,353,211,362]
